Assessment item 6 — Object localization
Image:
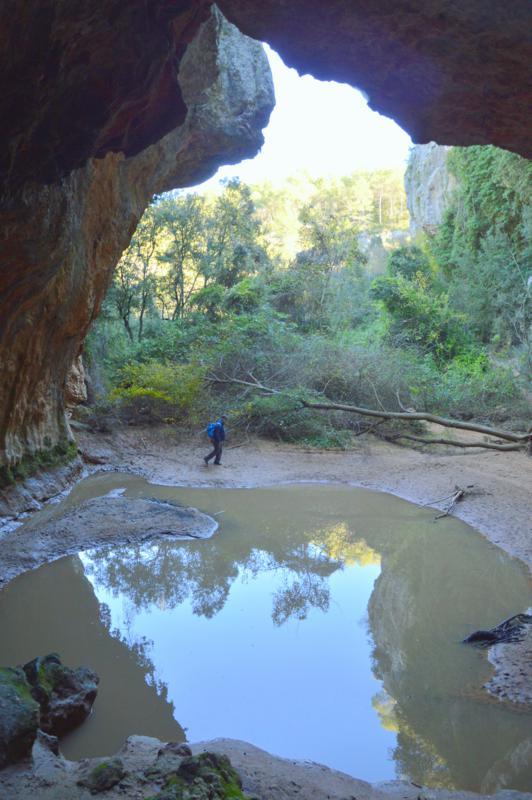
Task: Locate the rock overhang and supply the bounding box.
[0,0,530,196]
[216,0,532,159]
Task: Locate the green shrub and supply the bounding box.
[432,354,521,420]
[110,360,206,424]
[387,245,431,280]
[371,274,472,362]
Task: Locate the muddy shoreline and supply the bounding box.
[2,428,531,573]
[1,427,531,798]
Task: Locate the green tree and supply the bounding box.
[155,193,207,320]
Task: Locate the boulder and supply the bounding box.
[23,653,99,737]
[77,757,126,794]
[151,751,248,800]
[0,667,40,768]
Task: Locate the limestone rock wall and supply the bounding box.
[0,8,273,468]
[404,143,457,235]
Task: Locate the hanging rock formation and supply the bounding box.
[404,143,457,235]
[0,7,273,476]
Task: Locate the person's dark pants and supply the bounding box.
[205,441,223,464]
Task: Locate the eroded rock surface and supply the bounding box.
[23,654,99,738]
[0,7,273,476]
[0,495,218,587]
[1,734,531,800]
[0,655,98,770]
[0,668,40,769]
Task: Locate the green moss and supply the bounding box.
[0,667,35,704]
[36,661,54,695]
[77,757,125,792]
[90,759,111,776]
[220,776,248,799]
[0,440,78,489]
[147,752,248,799]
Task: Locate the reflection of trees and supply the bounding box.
[312,523,380,567]
[67,487,532,789]
[372,689,453,788]
[0,556,184,756]
[82,519,367,628]
[84,542,239,619]
[99,599,167,700]
[272,573,330,626]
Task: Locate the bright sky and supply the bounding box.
[195,46,412,190]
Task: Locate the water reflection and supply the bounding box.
[0,556,185,756]
[0,479,530,790]
[368,529,532,792]
[82,524,344,626]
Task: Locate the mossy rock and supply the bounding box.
[23,652,99,736]
[148,751,249,799]
[77,757,126,794]
[0,667,40,768]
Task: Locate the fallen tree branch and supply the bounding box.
[421,486,474,507]
[209,374,531,447]
[301,400,529,443]
[353,418,387,437]
[386,434,523,452]
[434,485,466,519]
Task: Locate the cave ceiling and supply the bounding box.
[216,0,531,159]
[1,0,530,197]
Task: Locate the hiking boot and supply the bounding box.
[214,462,222,466]
[203,457,209,465]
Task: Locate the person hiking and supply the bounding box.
[203,415,227,466]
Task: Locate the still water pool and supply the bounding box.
[0,473,530,792]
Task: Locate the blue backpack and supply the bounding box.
[206,421,217,439]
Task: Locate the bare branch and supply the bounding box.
[301,399,530,443]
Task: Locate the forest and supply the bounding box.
[82,146,531,449]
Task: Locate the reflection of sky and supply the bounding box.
[83,551,397,782]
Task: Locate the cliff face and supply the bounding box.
[0,1,209,193]
[0,8,273,469]
[404,143,457,235]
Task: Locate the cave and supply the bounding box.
[0,0,529,477]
